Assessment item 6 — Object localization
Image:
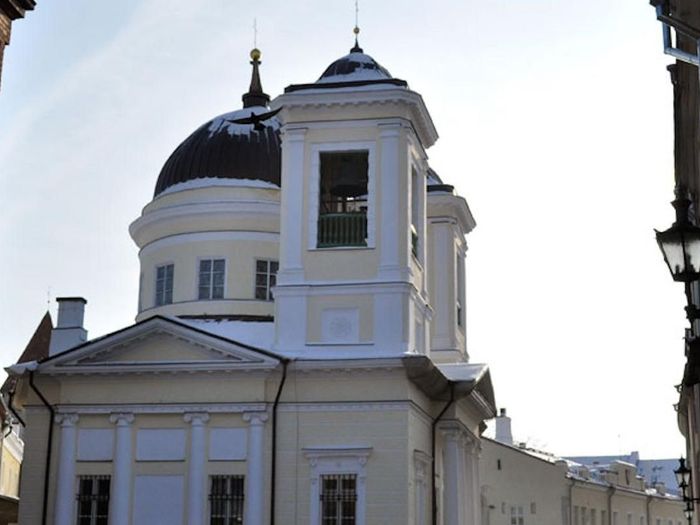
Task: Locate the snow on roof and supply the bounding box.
[316,52,394,84]
[157,176,280,197]
[206,106,281,138]
[177,318,275,351]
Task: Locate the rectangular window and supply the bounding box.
[411,167,421,259]
[199,259,225,300]
[628,514,632,525]
[320,474,357,525]
[155,264,174,306]
[317,151,369,248]
[591,509,596,525]
[574,506,579,525]
[510,505,524,525]
[456,253,465,328]
[255,259,278,301]
[582,507,588,525]
[602,511,607,525]
[76,475,110,525]
[613,512,618,525]
[209,475,244,525]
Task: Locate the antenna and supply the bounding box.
[47,286,51,308]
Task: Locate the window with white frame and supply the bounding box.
[199,259,225,300]
[410,167,421,259]
[510,505,524,525]
[76,475,110,525]
[209,475,244,525]
[255,259,278,301]
[155,264,174,306]
[304,446,371,525]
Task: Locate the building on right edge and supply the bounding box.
[649,2,700,523]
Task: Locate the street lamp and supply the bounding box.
[676,457,700,525]
[656,187,700,323]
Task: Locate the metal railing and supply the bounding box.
[317,212,367,247]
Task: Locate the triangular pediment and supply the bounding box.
[39,316,280,374]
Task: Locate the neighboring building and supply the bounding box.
[481,410,685,525]
[566,453,680,496]
[0,0,35,91]
[4,39,496,525]
[649,2,700,522]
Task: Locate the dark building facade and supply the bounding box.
[0,0,35,91]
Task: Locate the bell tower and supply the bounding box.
[271,42,439,358]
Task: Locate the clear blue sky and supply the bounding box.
[0,0,685,457]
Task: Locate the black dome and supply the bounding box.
[317,51,393,83]
[154,107,281,197]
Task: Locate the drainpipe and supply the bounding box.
[607,485,615,525]
[646,493,652,525]
[431,383,455,525]
[29,371,54,525]
[270,359,289,525]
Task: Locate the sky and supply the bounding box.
[0,1,687,458]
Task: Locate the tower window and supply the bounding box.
[209,475,244,525]
[317,151,368,248]
[198,259,225,300]
[155,264,174,306]
[255,259,278,301]
[320,474,357,525]
[76,475,110,525]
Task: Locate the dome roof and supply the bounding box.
[317,51,393,84]
[284,40,407,93]
[154,49,281,197]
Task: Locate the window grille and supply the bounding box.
[255,260,278,301]
[320,474,357,525]
[155,264,174,306]
[76,475,110,525]
[199,259,225,300]
[510,505,524,525]
[209,475,244,525]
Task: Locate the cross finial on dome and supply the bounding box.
[351,0,363,53]
[242,47,270,108]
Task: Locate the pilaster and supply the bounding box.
[54,413,79,525]
[184,412,210,525]
[109,412,134,525]
[243,411,268,525]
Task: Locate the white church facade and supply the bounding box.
[5,38,495,525]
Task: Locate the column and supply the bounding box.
[442,428,462,525]
[54,413,79,525]
[184,412,210,525]
[243,412,268,525]
[378,123,402,273]
[109,413,134,525]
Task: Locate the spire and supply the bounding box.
[351,0,363,53]
[242,48,270,108]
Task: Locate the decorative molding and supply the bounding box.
[109,413,134,426]
[183,412,210,426]
[58,403,267,415]
[242,412,269,426]
[55,413,79,426]
[140,230,279,257]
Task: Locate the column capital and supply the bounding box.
[242,411,269,426]
[281,126,308,142]
[55,413,79,427]
[183,412,210,426]
[109,413,134,426]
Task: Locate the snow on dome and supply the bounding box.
[316,52,393,84]
[207,106,281,138]
[154,106,281,196]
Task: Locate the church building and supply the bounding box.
[5,33,495,525]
